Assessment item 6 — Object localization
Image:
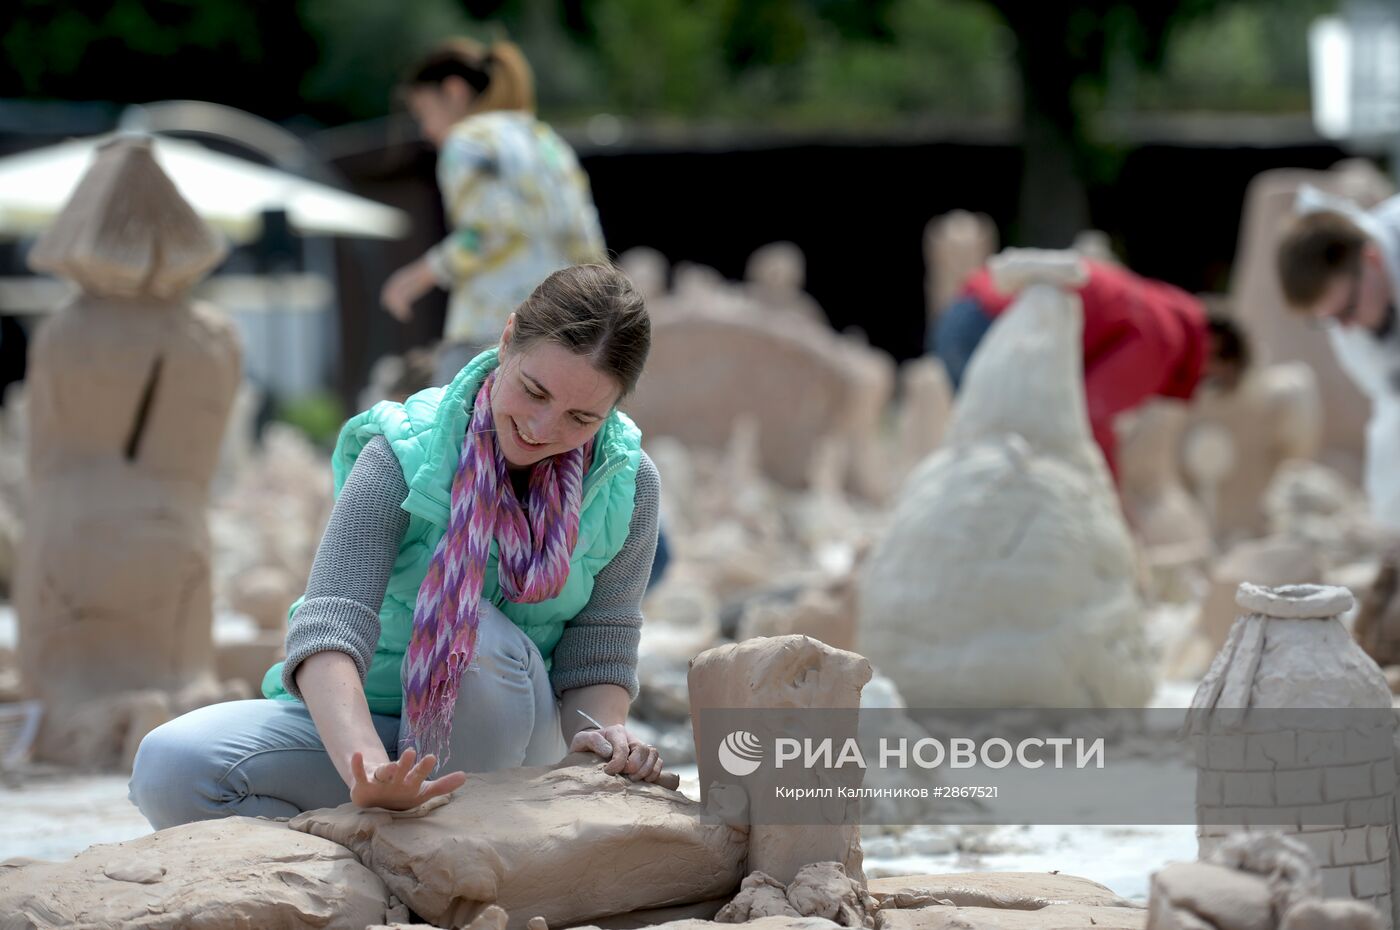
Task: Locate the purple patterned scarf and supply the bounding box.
[402,370,590,764]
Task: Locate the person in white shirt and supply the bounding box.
[1276,188,1400,531]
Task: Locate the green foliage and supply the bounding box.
[0,0,316,120]
[721,0,811,70]
[274,391,348,450]
[585,0,728,115]
[0,0,1344,126]
[297,0,480,123]
[1134,0,1338,111]
[795,0,1014,124]
[571,0,1011,124]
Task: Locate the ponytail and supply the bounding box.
[404,38,535,115]
[472,41,534,115]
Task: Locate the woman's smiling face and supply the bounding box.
[490,322,622,469]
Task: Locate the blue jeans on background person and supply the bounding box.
[128,603,565,830]
[929,296,994,392]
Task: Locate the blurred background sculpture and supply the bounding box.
[624,256,894,500]
[15,136,244,768]
[744,241,827,329]
[860,250,1154,708]
[924,210,998,328]
[1117,399,1213,565]
[1183,362,1323,545]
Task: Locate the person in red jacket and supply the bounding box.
[930,259,1248,480]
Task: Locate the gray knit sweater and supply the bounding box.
[280,435,658,703]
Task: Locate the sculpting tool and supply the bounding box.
[575,709,681,790]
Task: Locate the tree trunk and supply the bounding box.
[996,4,1094,248]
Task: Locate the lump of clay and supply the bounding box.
[1148,832,1384,930]
[16,136,243,768]
[1147,860,1274,930]
[689,635,871,884]
[290,757,746,930]
[783,863,876,928]
[0,816,389,929]
[716,872,800,922]
[859,251,1154,708]
[1279,901,1385,930]
[718,864,874,928]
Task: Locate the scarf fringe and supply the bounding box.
[404,670,464,769]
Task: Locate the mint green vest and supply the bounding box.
[262,348,642,715]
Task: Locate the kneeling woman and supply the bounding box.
[130,264,663,826]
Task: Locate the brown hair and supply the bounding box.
[510,265,651,398]
[405,38,535,115]
[1276,210,1368,308]
[1206,314,1250,371]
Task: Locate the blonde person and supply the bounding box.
[130,265,663,825]
[381,40,607,385]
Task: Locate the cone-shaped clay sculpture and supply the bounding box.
[859,250,1153,708]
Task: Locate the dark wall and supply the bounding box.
[1105,142,1349,293]
[580,142,1019,365]
[329,143,450,403]
[581,139,1351,366]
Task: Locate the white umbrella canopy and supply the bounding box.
[0,132,410,242]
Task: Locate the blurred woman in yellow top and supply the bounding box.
[381,40,607,383]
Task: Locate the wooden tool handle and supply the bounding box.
[656,771,682,791]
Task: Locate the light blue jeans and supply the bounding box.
[129,604,566,830]
[929,295,995,393]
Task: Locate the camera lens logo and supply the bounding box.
[718,730,764,776]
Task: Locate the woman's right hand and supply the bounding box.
[349,747,467,811]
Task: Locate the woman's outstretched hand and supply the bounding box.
[569,724,664,783]
[349,747,467,810]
